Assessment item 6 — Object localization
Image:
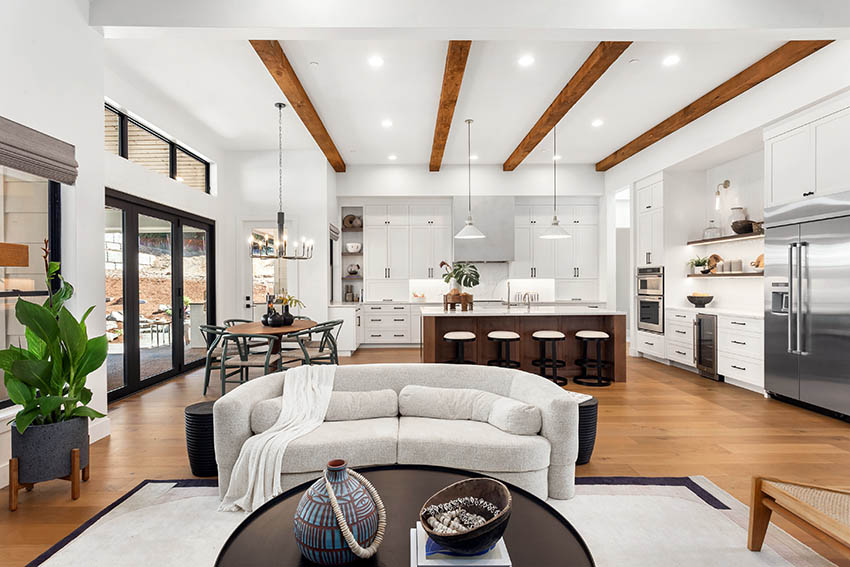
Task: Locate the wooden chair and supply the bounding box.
[748,476,850,560]
[219,333,281,395]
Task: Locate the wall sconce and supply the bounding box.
[715,179,730,211]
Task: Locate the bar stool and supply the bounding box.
[487,331,520,368]
[443,331,476,364]
[574,330,612,387]
[531,330,567,386]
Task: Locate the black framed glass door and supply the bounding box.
[105,190,215,401]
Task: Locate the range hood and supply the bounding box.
[452,196,515,262]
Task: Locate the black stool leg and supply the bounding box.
[596,339,603,381]
[538,340,546,377]
[454,341,463,364]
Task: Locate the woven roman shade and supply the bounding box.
[0,115,77,185]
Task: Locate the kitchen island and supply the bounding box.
[420,305,627,382]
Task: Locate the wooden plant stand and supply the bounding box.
[443,292,474,312]
[9,446,90,511]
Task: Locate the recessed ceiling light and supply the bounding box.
[517,54,535,67]
[381,119,393,128]
[368,55,384,68]
[387,154,397,161]
[591,119,604,128]
[662,54,681,67]
[469,154,478,160]
[628,58,641,64]
[309,61,319,68]
[553,155,562,161]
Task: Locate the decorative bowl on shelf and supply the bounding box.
[419,478,511,556]
[345,242,362,253]
[731,220,755,234]
[687,295,714,308]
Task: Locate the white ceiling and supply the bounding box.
[105,37,789,166]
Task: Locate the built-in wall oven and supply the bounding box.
[636,267,664,334]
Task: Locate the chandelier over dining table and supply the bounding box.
[249,102,314,260]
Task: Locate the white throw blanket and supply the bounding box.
[219,364,336,513]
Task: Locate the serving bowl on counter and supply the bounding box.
[687,295,714,308]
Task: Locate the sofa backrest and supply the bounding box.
[332,363,517,397]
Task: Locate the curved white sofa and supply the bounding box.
[213,363,580,501]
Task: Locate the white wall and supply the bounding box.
[336,163,603,197]
[0,0,108,487]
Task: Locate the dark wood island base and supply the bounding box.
[421,309,626,382]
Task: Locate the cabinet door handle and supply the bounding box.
[731,364,747,371]
[730,321,746,326]
[675,314,686,318]
[645,342,654,346]
[803,191,815,197]
[675,330,686,335]
[393,318,405,322]
[393,334,405,338]
[393,306,404,310]
[577,267,580,278]
[370,334,382,338]
[675,350,686,356]
[645,205,651,209]
[648,252,652,264]
[370,318,381,322]
[388,268,391,278]
[731,340,747,345]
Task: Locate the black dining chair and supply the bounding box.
[199,325,241,396]
[218,333,281,395]
[283,320,343,366]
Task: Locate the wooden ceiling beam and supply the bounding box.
[595,40,834,172]
[250,40,346,173]
[502,41,631,172]
[429,40,472,172]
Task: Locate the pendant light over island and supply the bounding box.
[454,119,486,240]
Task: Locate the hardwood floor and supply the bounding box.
[2,349,850,566]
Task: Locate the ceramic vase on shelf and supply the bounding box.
[293,460,379,565]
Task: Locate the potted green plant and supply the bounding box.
[2,243,106,491]
[688,256,709,275]
[440,261,480,293]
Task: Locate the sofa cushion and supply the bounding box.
[398,385,542,436]
[488,397,542,435]
[326,389,398,422]
[282,418,399,473]
[251,390,399,433]
[399,385,498,422]
[397,416,550,473]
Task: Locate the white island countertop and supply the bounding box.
[420,305,625,317]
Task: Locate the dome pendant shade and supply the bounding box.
[455,214,486,239]
[539,216,572,239]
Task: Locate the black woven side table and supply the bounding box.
[185,401,217,477]
[576,397,598,465]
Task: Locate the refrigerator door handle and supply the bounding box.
[788,242,797,354]
[799,241,809,356]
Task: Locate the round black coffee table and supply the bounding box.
[216,464,595,567]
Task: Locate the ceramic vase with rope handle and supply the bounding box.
[293,459,386,565]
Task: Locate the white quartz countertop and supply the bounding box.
[420,305,625,317]
[667,306,764,319]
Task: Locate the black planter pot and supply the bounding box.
[10,417,89,484]
[281,305,294,326]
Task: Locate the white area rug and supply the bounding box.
[30,476,834,567]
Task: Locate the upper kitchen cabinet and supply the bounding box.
[514,205,553,227]
[409,224,452,279]
[364,204,409,226]
[765,94,850,208]
[554,227,598,279]
[510,225,555,278]
[410,204,452,227]
[636,176,664,267]
[364,225,409,280]
[565,205,598,225]
[636,181,664,213]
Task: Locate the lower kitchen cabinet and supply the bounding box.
[362,303,411,344]
[635,330,665,358]
[328,306,361,355]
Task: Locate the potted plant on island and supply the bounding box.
[440,262,480,311]
[2,242,106,508]
[687,256,709,275]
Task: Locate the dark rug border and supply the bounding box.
[576,476,731,510]
[27,479,219,567]
[28,476,727,566]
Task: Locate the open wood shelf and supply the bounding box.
[687,232,764,246]
[687,272,763,278]
[342,276,363,280]
[341,251,362,256]
[341,227,362,232]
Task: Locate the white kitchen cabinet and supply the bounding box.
[328,306,359,355]
[363,303,410,343]
[364,205,409,226]
[410,204,452,227]
[355,307,363,347]
[636,181,663,213]
[515,205,552,227]
[364,226,388,279]
[409,224,452,279]
[635,330,665,358]
[553,227,597,279]
[411,310,422,344]
[365,225,409,295]
[387,226,409,279]
[364,280,408,302]
[637,207,663,267]
[765,127,814,207]
[565,205,598,225]
[555,279,598,301]
[510,226,555,278]
[814,107,850,198]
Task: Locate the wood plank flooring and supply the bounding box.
[2,349,849,566]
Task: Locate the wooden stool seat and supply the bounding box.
[487,331,521,368]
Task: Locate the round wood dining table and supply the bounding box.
[227,319,316,354]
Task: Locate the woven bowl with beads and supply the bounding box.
[419,477,512,555]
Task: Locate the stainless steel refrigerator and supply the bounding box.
[765,190,850,416]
